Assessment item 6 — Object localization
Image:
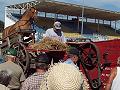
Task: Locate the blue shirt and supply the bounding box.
[64,58,74,65]
[64,58,79,69]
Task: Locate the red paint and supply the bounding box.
[67,39,120,89]
[27,39,120,89]
[93,39,120,89]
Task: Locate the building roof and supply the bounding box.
[7,0,120,21]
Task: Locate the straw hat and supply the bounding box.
[40,63,89,90]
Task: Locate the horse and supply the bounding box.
[2,7,37,39]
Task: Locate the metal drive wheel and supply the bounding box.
[79,42,100,70]
[10,42,30,75]
[79,42,101,89]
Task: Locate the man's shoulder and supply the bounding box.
[46,28,54,31]
[8,62,23,71]
[24,73,41,82]
[0,62,11,67]
[23,75,34,84]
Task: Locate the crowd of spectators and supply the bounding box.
[0,46,89,90]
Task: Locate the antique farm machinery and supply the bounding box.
[1,7,37,74]
[2,7,120,90]
[67,41,102,90]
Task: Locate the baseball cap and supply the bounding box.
[54,21,61,29]
[68,47,79,56]
[36,53,49,64]
[6,48,17,57]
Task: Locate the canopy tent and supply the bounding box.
[7,0,120,21]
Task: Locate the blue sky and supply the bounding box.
[0,0,120,22]
[0,0,33,22]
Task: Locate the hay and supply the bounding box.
[31,37,68,51]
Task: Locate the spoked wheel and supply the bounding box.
[79,43,100,70]
[79,42,101,89]
[10,42,30,75]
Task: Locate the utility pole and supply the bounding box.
[81,0,84,37]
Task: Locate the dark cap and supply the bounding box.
[36,53,49,64]
[68,47,79,56]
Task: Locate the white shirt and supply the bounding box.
[111,67,120,90]
[0,84,10,90]
[44,28,66,43]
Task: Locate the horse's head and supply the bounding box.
[29,7,38,19]
[20,7,38,21]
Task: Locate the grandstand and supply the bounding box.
[5,0,120,41]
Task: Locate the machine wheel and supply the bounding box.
[79,42,101,89]
[79,43,100,70]
[10,42,30,75]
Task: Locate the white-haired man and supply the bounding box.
[44,21,66,43]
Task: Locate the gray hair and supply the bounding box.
[0,69,12,86]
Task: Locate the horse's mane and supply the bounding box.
[20,7,36,20]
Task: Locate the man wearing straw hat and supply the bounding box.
[40,63,89,90]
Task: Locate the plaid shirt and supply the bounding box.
[21,72,45,90]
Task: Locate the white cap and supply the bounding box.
[54,21,61,29]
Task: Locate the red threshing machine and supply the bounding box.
[93,39,120,89]
[67,39,120,90]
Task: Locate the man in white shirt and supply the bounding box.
[44,21,66,43]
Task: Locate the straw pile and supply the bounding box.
[31,37,68,51]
